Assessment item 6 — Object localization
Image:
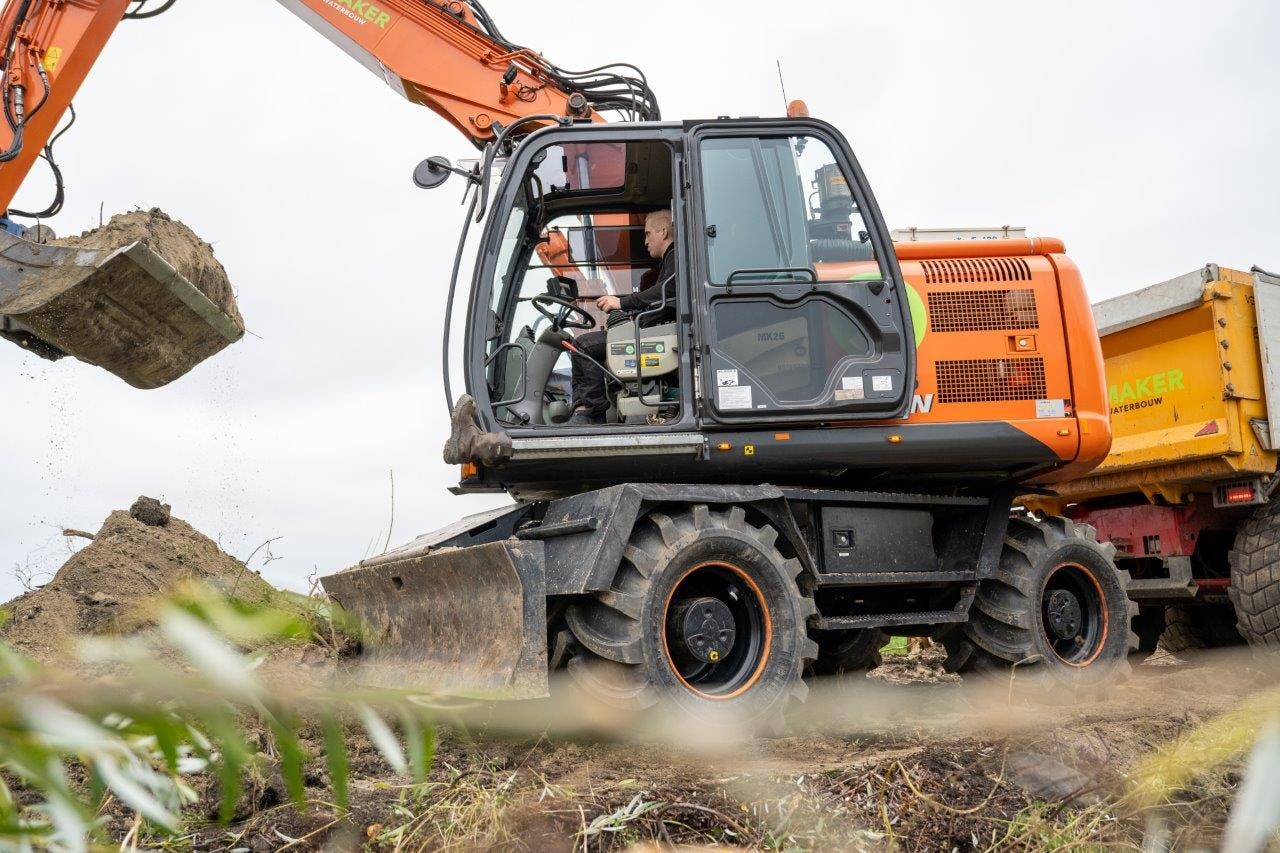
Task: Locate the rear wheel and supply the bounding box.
[564,505,817,732]
[1229,500,1280,649]
[941,516,1136,694]
[809,629,886,676]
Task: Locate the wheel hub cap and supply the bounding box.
[1046,588,1083,640]
[673,595,736,663]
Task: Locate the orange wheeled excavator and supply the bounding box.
[1,0,1132,728]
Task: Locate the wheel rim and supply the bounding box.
[661,561,771,699]
[1041,563,1108,666]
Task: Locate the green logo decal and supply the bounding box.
[335,0,391,27]
[1109,369,1185,406]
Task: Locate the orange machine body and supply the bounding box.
[850,238,1110,480]
[0,2,1111,486]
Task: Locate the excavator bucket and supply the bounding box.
[0,224,244,389]
[321,539,550,699]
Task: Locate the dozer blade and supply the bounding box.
[321,540,549,699]
[0,231,243,389]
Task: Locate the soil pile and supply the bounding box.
[0,497,273,664]
[49,208,243,328]
[869,640,961,685]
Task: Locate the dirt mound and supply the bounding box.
[869,641,961,685]
[49,208,243,328]
[0,498,272,664]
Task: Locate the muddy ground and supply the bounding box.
[158,653,1252,852]
[1,502,1269,851]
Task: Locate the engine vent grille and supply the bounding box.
[936,357,1046,403]
[928,289,1039,332]
[920,257,1032,284]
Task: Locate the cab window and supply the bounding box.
[699,134,881,285]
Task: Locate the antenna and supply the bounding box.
[776,59,789,114]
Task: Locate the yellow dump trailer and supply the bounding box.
[1035,265,1280,651]
[1055,264,1280,504]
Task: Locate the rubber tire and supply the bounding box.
[1159,605,1243,653]
[1132,606,1165,655]
[809,629,886,676]
[564,504,818,732]
[1229,499,1280,649]
[941,516,1136,695]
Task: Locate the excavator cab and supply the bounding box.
[458,119,914,482]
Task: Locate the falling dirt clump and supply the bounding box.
[50,208,243,328]
[0,498,273,665]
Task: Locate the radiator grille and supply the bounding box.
[936,357,1047,403]
[921,257,1032,284]
[928,288,1038,332]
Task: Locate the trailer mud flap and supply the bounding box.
[321,541,548,699]
[0,235,243,389]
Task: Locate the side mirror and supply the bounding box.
[413,156,455,190]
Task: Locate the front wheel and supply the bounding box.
[942,516,1136,695]
[564,504,817,732]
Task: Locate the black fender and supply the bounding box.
[532,483,814,595]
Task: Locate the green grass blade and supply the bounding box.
[266,710,307,809]
[322,716,349,812]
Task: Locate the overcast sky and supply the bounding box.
[2,1,1278,602]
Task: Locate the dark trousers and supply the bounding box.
[570,330,610,416]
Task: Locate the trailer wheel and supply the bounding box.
[1229,500,1280,649]
[564,504,817,732]
[809,629,886,676]
[941,517,1136,694]
[1132,606,1165,655]
[1159,604,1243,653]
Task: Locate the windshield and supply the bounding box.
[699,134,881,285]
[488,184,530,318]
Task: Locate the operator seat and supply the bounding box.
[497,325,572,427]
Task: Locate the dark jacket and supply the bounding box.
[618,244,676,321]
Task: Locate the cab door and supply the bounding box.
[688,120,914,424]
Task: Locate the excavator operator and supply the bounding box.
[566,209,676,426]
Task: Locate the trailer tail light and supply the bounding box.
[1213,478,1267,508]
[1224,485,1256,504]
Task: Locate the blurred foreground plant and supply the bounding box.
[0,583,436,851]
[1126,681,1280,851]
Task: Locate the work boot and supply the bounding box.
[565,409,604,426]
[443,395,512,465]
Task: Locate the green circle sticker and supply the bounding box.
[905,283,927,348]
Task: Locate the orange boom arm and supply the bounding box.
[0,0,641,216]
